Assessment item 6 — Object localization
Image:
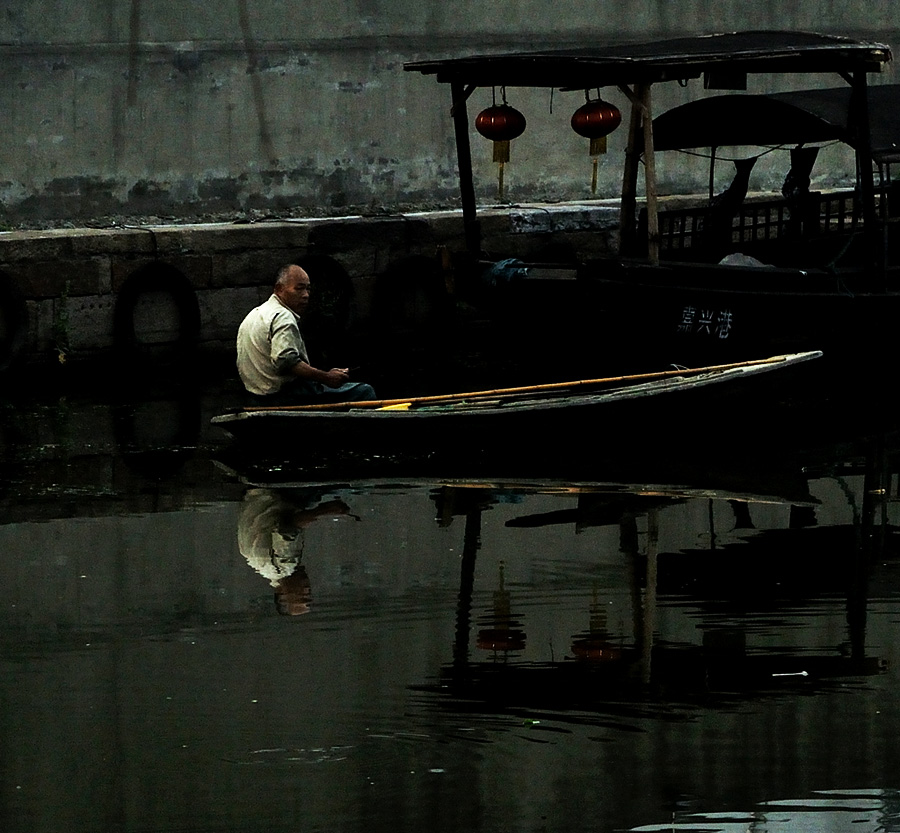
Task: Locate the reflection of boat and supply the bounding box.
[212,351,819,454]
[405,32,900,372]
[212,448,821,511]
[424,646,887,714]
[411,442,894,722]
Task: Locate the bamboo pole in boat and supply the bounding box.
[244,353,813,413]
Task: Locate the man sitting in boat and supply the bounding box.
[237,263,376,405]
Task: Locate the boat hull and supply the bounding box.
[579,260,900,372]
[212,352,831,471]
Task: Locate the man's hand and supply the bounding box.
[290,361,350,387]
[321,367,350,388]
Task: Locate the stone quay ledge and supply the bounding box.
[0,201,620,375]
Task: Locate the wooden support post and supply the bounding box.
[618,82,658,264]
[849,71,883,286]
[641,83,660,266]
[619,85,643,256]
[451,81,481,258]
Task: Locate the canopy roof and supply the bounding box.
[404,31,891,89]
[652,84,900,163]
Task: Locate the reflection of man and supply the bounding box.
[236,264,376,405]
[237,488,352,615]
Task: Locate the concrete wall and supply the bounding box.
[1,2,898,227]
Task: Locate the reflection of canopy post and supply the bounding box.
[452,507,482,671]
[451,81,482,258]
[626,507,658,685]
[618,83,659,265]
[849,436,886,663]
[641,507,659,685]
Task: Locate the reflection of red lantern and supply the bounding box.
[570,637,623,662]
[571,97,622,193]
[477,628,527,653]
[476,562,526,656]
[475,104,526,200]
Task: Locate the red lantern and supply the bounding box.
[475,104,526,200]
[571,98,622,149]
[571,97,622,193]
[476,104,527,147]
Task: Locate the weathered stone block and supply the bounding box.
[153,222,312,255]
[110,255,213,292]
[0,230,77,263]
[9,257,109,298]
[208,251,299,290]
[27,298,55,353]
[66,228,159,257]
[198,286,267,342]
[61,295,116,351]
[309,217,433,253]
[509,204,619,234]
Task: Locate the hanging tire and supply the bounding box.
[374,254,450,333]
[292,255,354,367]
[113,263,200,357]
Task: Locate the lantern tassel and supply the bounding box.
[493,140,510,163]
[494,140,510,200]
[589,137,606,195]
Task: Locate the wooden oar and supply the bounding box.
[244,352,814,413]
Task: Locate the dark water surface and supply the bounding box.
[2,380,900,833]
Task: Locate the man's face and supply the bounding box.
[278,268,311,314]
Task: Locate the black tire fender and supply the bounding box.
[113,263,200,352]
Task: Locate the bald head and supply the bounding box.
[274,264,311,314]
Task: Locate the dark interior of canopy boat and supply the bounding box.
[625,84,900,280]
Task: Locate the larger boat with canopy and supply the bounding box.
[404,32,898,369]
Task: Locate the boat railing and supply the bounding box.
[639,188,872,262]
